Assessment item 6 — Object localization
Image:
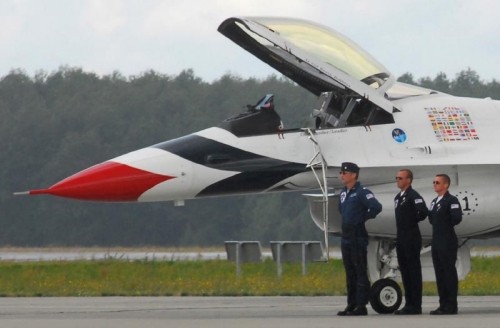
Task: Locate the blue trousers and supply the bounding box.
[396,235,423,310]
[432,242,458,310]
[341,239,370,306]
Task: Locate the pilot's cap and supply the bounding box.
[340,162,360,174]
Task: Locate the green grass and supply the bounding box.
[0,257,496,297]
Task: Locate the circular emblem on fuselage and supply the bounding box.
[392,128,407,143]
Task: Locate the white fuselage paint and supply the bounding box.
[104,93,500,239]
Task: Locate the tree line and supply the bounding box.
[0,67,498,247]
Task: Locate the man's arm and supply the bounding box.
[361,188,382,220]
[411,190,429,221]
[449,196,463,226]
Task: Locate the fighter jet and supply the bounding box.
[17,17,500,313]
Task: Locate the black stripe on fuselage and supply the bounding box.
[153,134,307,196]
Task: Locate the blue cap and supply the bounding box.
[340,162,359,173]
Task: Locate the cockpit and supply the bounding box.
[310,91,394,129]
[218,90,394,137]
[217,17,400,134]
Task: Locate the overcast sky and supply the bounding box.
[1,0,499,82]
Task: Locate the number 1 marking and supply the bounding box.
[462,196,471,211]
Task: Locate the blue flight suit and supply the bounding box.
[428,191,462,312]
[338,181,382,307]
[394,187,428,311]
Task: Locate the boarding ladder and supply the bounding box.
[303,128,332,261]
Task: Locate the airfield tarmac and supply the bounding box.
[0,296,498,328]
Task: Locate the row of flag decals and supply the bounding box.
[425,106,479,142]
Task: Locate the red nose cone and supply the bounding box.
[30,162,174,201]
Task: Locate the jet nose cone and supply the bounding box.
[29,161,175,201]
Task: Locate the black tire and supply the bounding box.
[369,278,402,314]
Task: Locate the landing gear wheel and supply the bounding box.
[369,278,402,314]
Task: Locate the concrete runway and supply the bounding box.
[0,296,498,328]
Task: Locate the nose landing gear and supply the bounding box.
[369,278,402,314]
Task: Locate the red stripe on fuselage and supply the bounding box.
[31,162,174,201]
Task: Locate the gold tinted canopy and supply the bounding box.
[240,17,389,83]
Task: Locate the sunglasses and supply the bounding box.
[395,177,405,180]
[433,181,441,185]
[339,171,352,175]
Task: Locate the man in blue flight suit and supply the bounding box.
[394,169,428,315]
[337,162,382,316]
[429,174,462,315]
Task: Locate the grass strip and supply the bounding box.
[0,257,495,297]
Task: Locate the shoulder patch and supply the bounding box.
[451,204,460,209]
[366,193,374,200]
[415,198,423,204]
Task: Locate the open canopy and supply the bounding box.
[218,17,397,114]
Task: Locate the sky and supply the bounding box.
[0,0,499,82]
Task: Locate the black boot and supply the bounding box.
[337,304,356,316]
[430,306,457,315]
[345,305,367,316]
